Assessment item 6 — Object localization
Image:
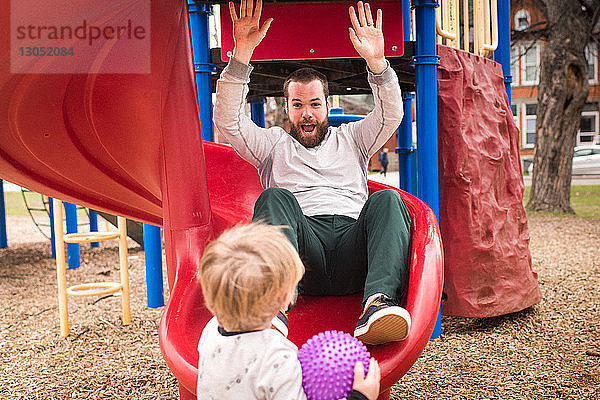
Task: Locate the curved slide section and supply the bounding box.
[163,142,443,399]
[0,2,443,399]
[0,0,205,228]
[1,0,212,292]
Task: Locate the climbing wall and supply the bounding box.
[437,45,542,317]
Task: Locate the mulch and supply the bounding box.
[0,214,599,399]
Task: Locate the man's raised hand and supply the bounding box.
[229,0,273,64]
[348,2,387,74]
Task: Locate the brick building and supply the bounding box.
[510,0,599,170]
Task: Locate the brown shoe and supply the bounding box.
[353,295,411,345]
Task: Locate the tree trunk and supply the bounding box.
[527,0,598,213]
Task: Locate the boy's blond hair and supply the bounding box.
[199,223,304,331]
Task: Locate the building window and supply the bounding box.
[515,9,530,31]
[585,43,597,82]
[522,103,537,147]
[510,46,519,85]
[579,111,598,145]
[521,44,540,85]
[511,104,518,127]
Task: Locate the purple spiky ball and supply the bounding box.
[297,330,370,400]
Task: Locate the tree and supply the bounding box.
[527,0,600,213]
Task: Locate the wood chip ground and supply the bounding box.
[0,214,598,399]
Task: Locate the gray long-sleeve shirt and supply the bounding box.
[213,57,403,219]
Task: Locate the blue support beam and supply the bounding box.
[143,223,164,308]
[398,0,416,195]
[64,202,80,269]
[249,97,266,128]
[0,180,7,249]
[49,197,56,258]
[398,93,416,194]
[89,209,99,248]
[403,0,412,40]
[188,1,216,142]
[495,0,512,101]
[413,0,440,214]
[413,0,441,338]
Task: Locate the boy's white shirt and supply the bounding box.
[197,317,307,400]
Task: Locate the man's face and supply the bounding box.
[285,80,330,148]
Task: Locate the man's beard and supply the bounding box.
[288,117,329,148]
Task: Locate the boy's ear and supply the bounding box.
[281,290,293,310]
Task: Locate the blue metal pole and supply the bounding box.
[143,223,164,308]
[403,0,412,41]
[0,180,7,248]
[64,202,80,269]
[49,197,56,258]
[495,0,512,102]
[188,1,215,142]
[398,0,416,194]
[88,210,99,248]
[413,0,441,338]
[249,97,266,128]
[398,93,416,194]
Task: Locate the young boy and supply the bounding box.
[197,223,381,400]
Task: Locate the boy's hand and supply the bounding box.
[348,2,387,74]
[229,0,273,64]
[352,358,381,400]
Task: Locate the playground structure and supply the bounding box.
[435,0,498,57]
[158,141,443,399]
[53,198,131,338]
[0,0,541,399]
[1,184,140,249]
[0,184,164,309]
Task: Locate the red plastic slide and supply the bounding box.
[163,142,444,400]
[0,1,443,399]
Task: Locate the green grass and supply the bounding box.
[5,185,599,219]
[2,191,90,220]
[3,191,29,216]
[523,185,600,218]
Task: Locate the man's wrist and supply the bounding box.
[366,58,388,75]
[226,56,254,81]
[232,46,254,65]
[366,59,394,85]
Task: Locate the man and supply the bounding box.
[379,148,389,177]
[213,0,412,345]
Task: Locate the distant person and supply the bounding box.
[197,223,381,400]
[214,0,412,345]
[378,148,389,177]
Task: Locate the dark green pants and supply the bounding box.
[252,188,411,304]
